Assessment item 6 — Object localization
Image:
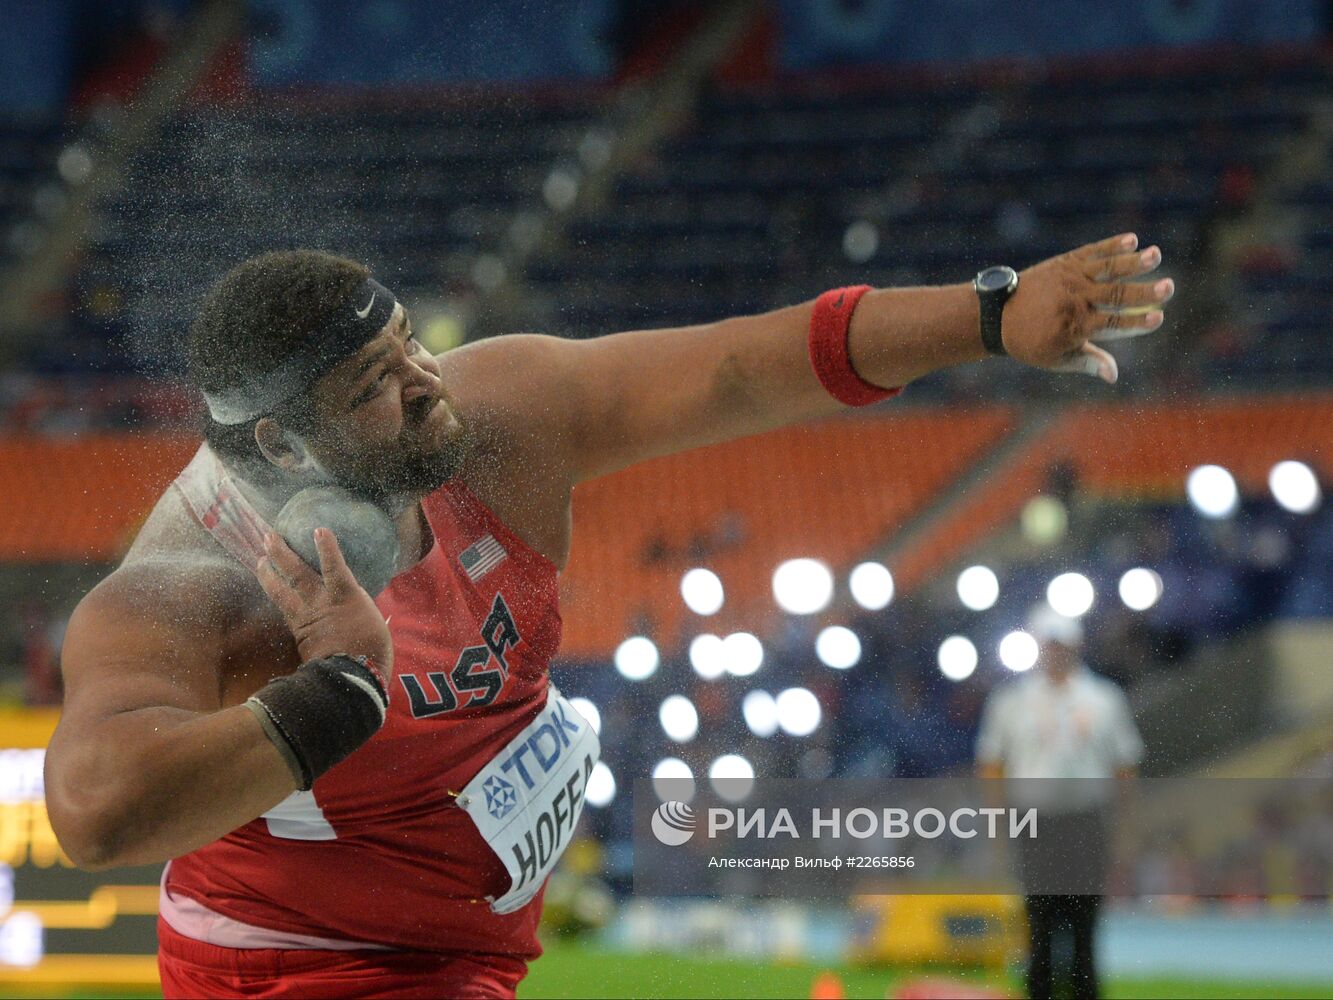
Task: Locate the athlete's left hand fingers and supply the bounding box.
[1053,341,1118,384]
[1093,277,1175,314]
[1085,245,1161,282]
[1091,310,1165,342]
[1073,232,1139,262]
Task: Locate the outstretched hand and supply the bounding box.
[1002,233,1174,384]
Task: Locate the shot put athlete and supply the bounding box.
[44,238,1173,997]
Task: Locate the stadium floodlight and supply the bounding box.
[659,695,699,743]
[470,255,506,292]
[652,757,695,803]
[815,625,862,669]
[568,697,602,735]
[957,565,1000,611]
[1269,461,1321,514]
[1021,495,1068,545]
[742,690,779,737]
[772,558,834,615]
[848,561,894,610]
[681,568,725,615]
[937,635,978,681]
[542,167,579,211]
[1046,572,1095,618]
[688,633,727,680]
[722,632,764,677]
[999,630,1039,672]
[1118,567,1163,611]
[708,753,755,803]
[843,220,879,264]
[775,687,822,737]
[585,762,616,807]
[614,636,659,681]
[1186,464,1238,519]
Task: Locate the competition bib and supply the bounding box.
[457,687,601,914]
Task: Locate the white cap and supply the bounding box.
[1026,602,1084,647]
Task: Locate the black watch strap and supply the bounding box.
[974,265,1019,357]
[979,290,1007,356]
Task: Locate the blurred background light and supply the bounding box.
[848,561,894,610]
[999,630,1040,672]
[1269,460,1321,514]
[1187,464,1239,519]
[708,754,755,802]
[584,762,616,806]
[772,558,834,615]
[614,636,659,680]
[1021,495,1069,545]
[688,633,727,679]
[742,690,779,737]
[652,757,695,803]
[722,632,764,677]
[1047,572,1095,617]
[937,635,979,681]
[815,625,861,669]
[659,695,699,743]
[1118,567,1164,611]
[956,564,1000,611]
[680,567,724,615]
[775,687,822,736]
[842,219,879,263]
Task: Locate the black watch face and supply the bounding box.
[976,266,1016,292]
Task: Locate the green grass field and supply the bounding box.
[519,940,1333,999]
[19,940,1333,999]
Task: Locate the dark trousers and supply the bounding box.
[1023,893,1101,1000]
[1017,808,1108,1000]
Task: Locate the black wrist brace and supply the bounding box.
[245,656,389,790]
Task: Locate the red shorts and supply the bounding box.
[157,918,528,999]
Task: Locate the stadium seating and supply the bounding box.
[524,52,1331,397]
[61,91,609,373]
[0,114,63,268]
[560,406,1015,656]
[892,394,1333,592]
[1214,173,1333,384]
[7,51,1329,403]
[0,434,197,561]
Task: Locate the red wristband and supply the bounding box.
[808,285,901,407]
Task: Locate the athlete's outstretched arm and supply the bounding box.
[443,233,1172,487]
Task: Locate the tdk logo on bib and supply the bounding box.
[498,700,583,788]
[483,775,518,820]
[457,689,602,914]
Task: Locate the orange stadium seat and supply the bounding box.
[558,408,1015,657]
[891,393,1333,594]
[4,394,1324,659]
[0,435,199,562]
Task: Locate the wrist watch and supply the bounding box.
[973,265,1020,356]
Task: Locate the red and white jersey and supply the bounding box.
[164,446,564,960]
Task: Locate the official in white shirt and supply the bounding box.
[976,603,1143,1000]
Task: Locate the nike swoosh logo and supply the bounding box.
[355,292,376,319]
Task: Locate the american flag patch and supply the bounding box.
[459,534,507,581]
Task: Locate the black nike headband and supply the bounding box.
[202,277,398,425]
